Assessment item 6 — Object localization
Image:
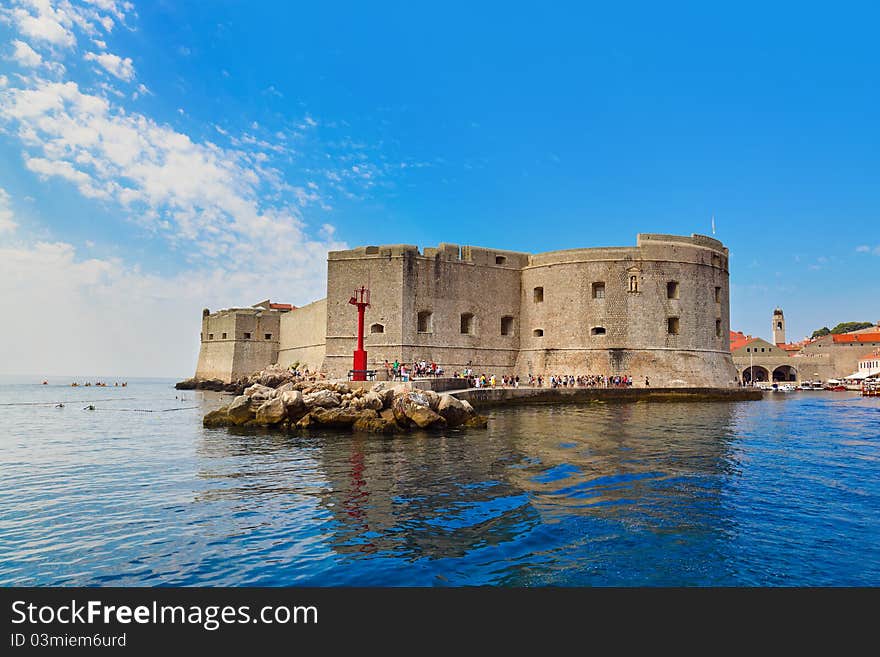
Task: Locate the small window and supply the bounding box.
[667,281,680,299]
[667,317,680,335]
[715,286,721,303]
[243,332,252,340]
[460,312,474,335]
[715,320,722,338]
[761,348,765,353]
[533,287,544,303]
[370,323,385,334]
[417,311,433,333]
[221,332,227,339]
[592,282,605,299]
[495,255,507,265]
[264,333,272,340]
[501,316,515,336]
[776,322,783,330]
[591,326,607,336]
[533,328,544,337]
[629,275,639,293]
[208,333,214,340]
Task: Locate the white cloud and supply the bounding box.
[84,50,134,81]
[10,0,77,48]
[0,75,8,88]
[856,244,880,256]
[10,39,43,67]
[0,188,19,233]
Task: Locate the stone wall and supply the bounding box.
[277,299,327,372]
[194,309,280,382]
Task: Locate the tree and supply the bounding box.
[811,327,831,339]
[830,321,874,335]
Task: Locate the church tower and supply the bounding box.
[772,308,786,345]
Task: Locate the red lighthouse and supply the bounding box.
[348,286,370,380]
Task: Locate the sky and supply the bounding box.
[0,0,878,377]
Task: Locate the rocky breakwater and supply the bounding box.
[203,380,488,434]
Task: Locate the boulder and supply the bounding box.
[362,391,384,411]
[462,414,489,429]
[202,405,230,428]
[392,392,446,429]
[459,399,475,414]
[244,383,277,401]
[303,389,341,408]
[280,390,305,414]
[295,412,315,429]
[437,394,471,427]
[227,395,255,425]
[310,407,374,428]
[422,389,441,411]
[380,408,396,422]
[353,415,398,434]
[276,382,298,394]
[255,397,286,425]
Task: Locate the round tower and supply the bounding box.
[772,308,786,345]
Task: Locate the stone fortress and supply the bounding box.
[193,233,740,388]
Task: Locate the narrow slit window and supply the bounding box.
[715,320,722,338]
[715,286,721,303]
[667,317,680,335]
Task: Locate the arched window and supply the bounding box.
[591,326,607,336]
[533,328,544,337]
[370,323,385,334]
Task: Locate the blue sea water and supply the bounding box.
[1,377,878,586]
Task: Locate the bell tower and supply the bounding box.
[772,308,786,345]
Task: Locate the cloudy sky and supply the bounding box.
[1,1,878,377]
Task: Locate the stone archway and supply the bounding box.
[742,365,770,384]
[772,365,798,382]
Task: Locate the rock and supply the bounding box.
[422,389,441,411]
[303,389,341,408]
[462,414,489,429]
[310,407,372,428]
[202,405,230,427]
[244,383,277,401]
[459,399,475,414]
[280,389,304,411]
[295,412,315,429]
[276,382,298,394]
[362,391,384,411]
[437,394,471,427]
[380,408,396,422]
[175,378,198,390]
[333,383,351,394]
[227,395,255,425]
[392,392,446,429]
[255,397,286,425]
[353,415,398,434]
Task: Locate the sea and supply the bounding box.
[1,376,878,586]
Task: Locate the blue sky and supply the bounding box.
[0,1,877,376]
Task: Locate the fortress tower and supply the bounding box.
[772,308,786,345]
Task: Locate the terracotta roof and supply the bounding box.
[730,330,756,352]
[777,343,801,352]
[832,332,880,344]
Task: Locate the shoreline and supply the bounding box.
[452,386,763,408]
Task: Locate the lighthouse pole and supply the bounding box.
[349,286,370,381]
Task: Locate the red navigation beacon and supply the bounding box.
[348,286,371,380]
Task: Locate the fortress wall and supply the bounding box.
[277,298,327,372]
[323,247,409,377]
[194,310,280,382]
[515,234,736,386]
[402,247,523,373]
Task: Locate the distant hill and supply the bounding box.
[811,322,875,339]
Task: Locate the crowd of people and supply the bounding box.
[374,358,648,388]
